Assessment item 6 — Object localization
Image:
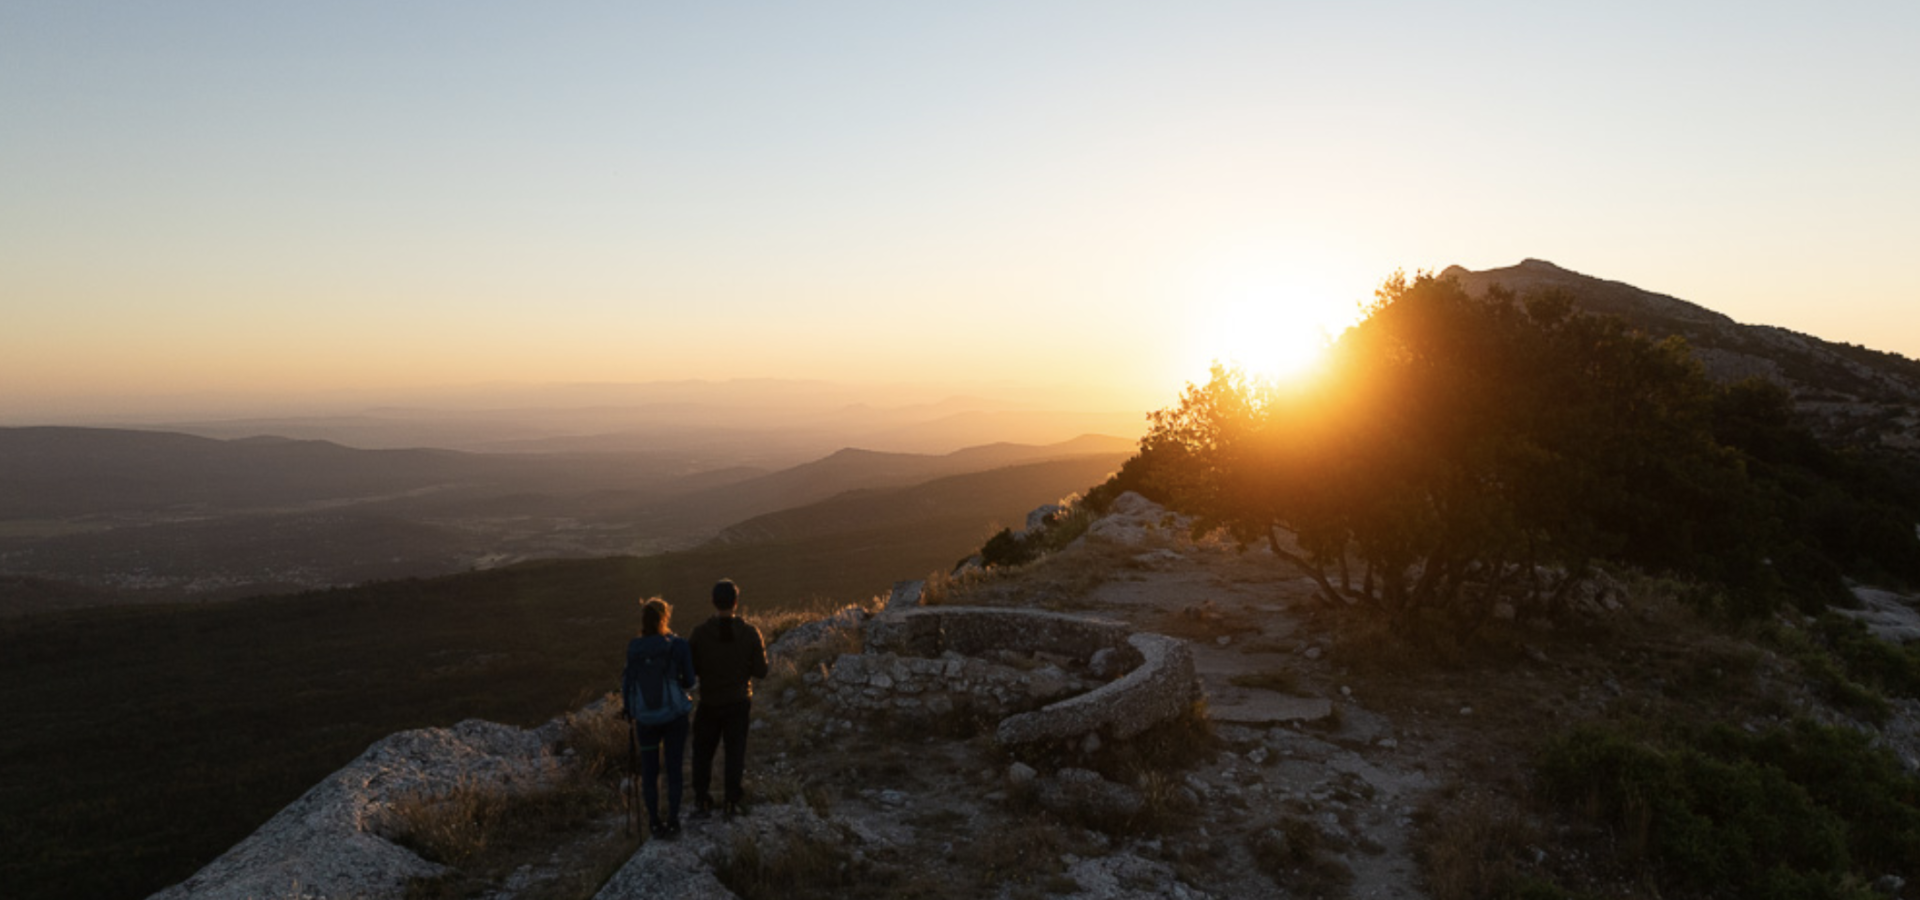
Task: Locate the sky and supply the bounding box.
[4,1,1917,422]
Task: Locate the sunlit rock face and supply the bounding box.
[149,719,564,900]
[1082,491,1195,548]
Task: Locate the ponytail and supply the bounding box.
[640,597,671,636]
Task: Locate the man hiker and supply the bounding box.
[688,578,769,819]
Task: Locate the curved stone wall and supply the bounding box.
[832,606,1196,746]
[996,632,1195,745]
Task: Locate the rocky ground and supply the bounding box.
[154,495,1920,900]
[586,495,1920,900]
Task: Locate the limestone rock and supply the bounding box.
[884,580,926,613]
[149,719,561,900]
[767,603,869,661]
[1061,851,1212,900]
[1842,587,1920,644]
[1025,503,1070,535]
[1084,493,1191,548]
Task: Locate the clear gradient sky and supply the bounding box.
[4,2,1917,420]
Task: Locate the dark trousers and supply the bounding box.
[691,698,752,807]
[635,715,689,826]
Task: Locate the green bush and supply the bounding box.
[1537,720,1920,897]
[977,500,1095,569]
[981,527,1037,567]
[1812,613,1920,699]
[1760,616,1920,725]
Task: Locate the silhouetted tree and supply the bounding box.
[1139,271,1787,620]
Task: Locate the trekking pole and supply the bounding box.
[626,718,642,838]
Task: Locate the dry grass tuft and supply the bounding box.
[1417,790,1553,900]
[388,774,517,866]
[388,701,641,898]
[707,829,856,900]
[1249,815,1355,897]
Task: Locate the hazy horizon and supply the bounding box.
[6,3,1918,418]
[0,375,1154,427]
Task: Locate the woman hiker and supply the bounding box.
[622,596,697,838]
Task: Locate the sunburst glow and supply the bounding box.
[1172,243,1369,389]
[1194,298,1335,384]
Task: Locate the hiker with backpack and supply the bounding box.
[622,597,696,839]
[689,578,769,819]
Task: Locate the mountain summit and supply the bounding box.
[1444,259,1920,455]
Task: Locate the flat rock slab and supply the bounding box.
[1209,692,1334,725]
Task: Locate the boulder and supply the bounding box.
[883,579,925,613]
[1083,492,1190,548]
[1025,503,1070,535]
[767,604,869,661]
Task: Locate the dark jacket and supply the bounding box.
[689,614,768,707]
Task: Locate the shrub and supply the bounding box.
[1760,620,1895,724]
[1811,612,1920,699]
[981,527,1037,568]
[1536,720,1920,897]
[1417,790,1576,900]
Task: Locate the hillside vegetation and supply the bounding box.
[1445,260,1920,457]
[1134,271,1920,623]
[1089,267,1920,897]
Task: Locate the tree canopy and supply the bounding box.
[1135,272,1919,620]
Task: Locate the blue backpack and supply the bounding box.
[623,638,692,726]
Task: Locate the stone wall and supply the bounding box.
[819,648,1096,723]
[824,606,1196,747]
[997,631,1195,745]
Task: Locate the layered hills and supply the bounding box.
[0,428,1132,614]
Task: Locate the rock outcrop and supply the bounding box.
[150,719,564,900]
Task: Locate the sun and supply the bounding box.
[1208,300,1330,381]
[1170,242,1367,389]
[1187,296,1343,386]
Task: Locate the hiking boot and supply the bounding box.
[723,801,749,820]
[647,819,667,838]
[661,819,683,840]
[689,799,714,821]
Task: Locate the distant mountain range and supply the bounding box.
[1445,259,1920,455]
[0,427,1132,614]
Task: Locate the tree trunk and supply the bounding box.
[1268,526,1343,606]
